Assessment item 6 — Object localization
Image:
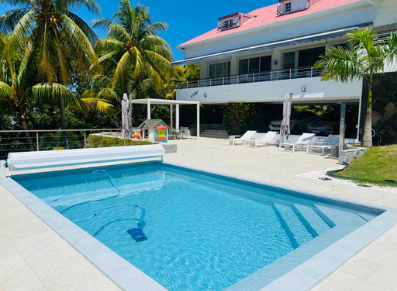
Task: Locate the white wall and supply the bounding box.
[176,77,363,104]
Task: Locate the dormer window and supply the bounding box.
[218,13,254,31]
[277,0,310,16]
[285,2,292,13]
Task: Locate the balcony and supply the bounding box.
[176,66,363,104]
[177,66,322,89]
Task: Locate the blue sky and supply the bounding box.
[0,0,278,60]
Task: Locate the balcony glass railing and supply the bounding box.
[177,66,323,89]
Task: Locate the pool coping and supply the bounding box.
[1,160,397,291]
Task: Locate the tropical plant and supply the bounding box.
[0,33,37,149]
[84,0,172,111]
[314,28,397,147]
[0,0,100,147]
[162,64,200,100]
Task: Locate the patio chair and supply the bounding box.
[231,130,257,146]
[244,131,278,148]
[306,135,339,156]
[179,127,191,139]
[280,133,315,152]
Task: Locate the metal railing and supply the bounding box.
[0,129,122,160]
[177,66,323,89]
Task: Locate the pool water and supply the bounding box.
[14,162,381,291]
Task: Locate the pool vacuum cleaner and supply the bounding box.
[72,204,148,243]
[61,170,148,242]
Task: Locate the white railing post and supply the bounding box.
[187,81,189,88]
[289,69,292,79]
[311,67,313,78]
[270,71,272,81]
[210,79,212,87]
[223,77,225,85]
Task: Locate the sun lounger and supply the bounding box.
[231,130,257,146]
[306,135,339,155]
[244,132,278,148]
[280,133,315,152]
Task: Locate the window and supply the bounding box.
[229,19,233,28]
[209,62,230,79]
[224,21,229,29]
[260,56,272,72]
[239,59,249,75]
[239,56,272,74]
[298,47,325,67]
[283,52,296,69]
[249,57,260,74]
[285,2,292,13]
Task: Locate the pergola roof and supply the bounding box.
[129,98,200,105]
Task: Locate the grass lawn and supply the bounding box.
[335,145,397,187]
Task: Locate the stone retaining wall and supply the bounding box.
[362,72,397,145]
[338,147,369,165]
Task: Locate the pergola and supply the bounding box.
[129,98,201,138]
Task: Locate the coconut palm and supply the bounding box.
[90,0,172,101]
[0,34,37,149]
[314,28,391,147]
[0,0,100,147]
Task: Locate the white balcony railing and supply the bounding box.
[177,66,323,89]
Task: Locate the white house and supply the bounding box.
[174,0,397,140]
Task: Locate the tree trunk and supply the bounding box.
[60,97,69,149]
[20,116,34,151]
[362,77,373,147]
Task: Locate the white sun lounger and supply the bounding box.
[281,133,315,152]
[306,135,340,156]
[244,132,278,148]
[231,130,257,146]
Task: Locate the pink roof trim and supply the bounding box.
[179,0,362,48]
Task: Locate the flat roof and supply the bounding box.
[129,98,200,105]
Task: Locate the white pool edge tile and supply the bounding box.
[1,161,397,291]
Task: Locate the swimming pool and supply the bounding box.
[7,162,395,291]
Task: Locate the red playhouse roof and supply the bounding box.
[178,0,361,47]
[155,126,168,130]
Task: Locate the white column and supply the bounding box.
[170,105,173,130]
[147,99,151,120]
[339,103,346,153]
[197,103,200,139]
[176,104,180,130]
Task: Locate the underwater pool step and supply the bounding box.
[273,204,314,248]
[294,204,333,235]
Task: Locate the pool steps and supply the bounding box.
[271,203,370,250]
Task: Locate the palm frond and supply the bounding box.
[81,97,114,112]
[314,46,363,82]
[32,83,82,109]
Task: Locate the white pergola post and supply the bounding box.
[176,104,180,131]
[197,104,200,139]
[147,99,151,120]
[170,105,173,130]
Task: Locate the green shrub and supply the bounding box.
[87,135,152,148]
[223,103,269,135]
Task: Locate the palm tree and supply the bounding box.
[89,0,172,101]
[314,28,395,147]
[162,64,200,100]
[0,33,37,149]
[0,0,100,147]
